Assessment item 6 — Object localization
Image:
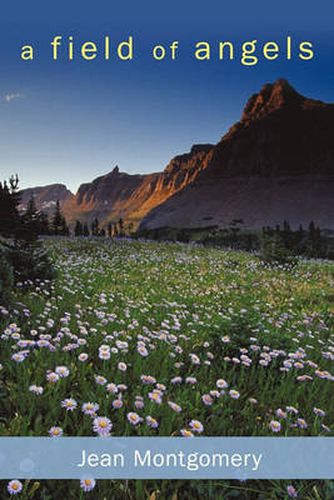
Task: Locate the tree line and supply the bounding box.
[139,219,334,262]
[0,176,55,303]
[202,219,334,261]
[74,217,133,238]
[9,193,133,239]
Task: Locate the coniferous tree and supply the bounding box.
[0,175,21,237]
[37,211,50,235]
[61,218,70,236]
[83,223,90,237]
[305,221,316,257]
[51,200,69,236]
[21,196,40,241]
[0,176,55,303]
[127,222,134,236]
[118,218,124,237]
[52,201,63,236]
[21,196,50,237]
[74,220,83,237]
[91,218,100,236]
[283,220,290,232]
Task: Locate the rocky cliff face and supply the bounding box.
[61,166,156,224]
[62,144,214,225]
[19,144,212,225]
[19,184,73,215]
[140,79,334,230]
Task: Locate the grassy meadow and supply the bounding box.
[1,238,334,499]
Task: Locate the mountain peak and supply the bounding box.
[241,79,303,122]
[271,78,298,95]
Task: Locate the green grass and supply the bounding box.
[1,238,334,498]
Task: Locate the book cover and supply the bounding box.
[0,0,333,498]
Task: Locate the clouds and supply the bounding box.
[3,92,24,103]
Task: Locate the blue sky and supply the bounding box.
[0,0,333,192]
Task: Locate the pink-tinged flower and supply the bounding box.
[148,391,162,404]
[127,412,143,426]
[171,376,182,384]
[11,353,26,363]
[93,417,112,437]
[229,389,240,400]
[46,372,59,383]
[146,416,159,428]
[98,345,111,360]
[29,385,44,395]
[202,394,214,406]
[315,369,333,380]
[94,375,107,385]
[112,398,123,409]
[141,375,156,385]
[48,426,63,437]
[321,424,331,433]
[276,408,287,419]
[216,379,229,389]
[137,345,149,357]
[55,366,70,378]
[313,407,326,417]
[297,418,307,429]
[80,478,96,492]
[296,375,313,382]
[106,383,118,394]
[118,362,127,372]
[269,420,281,433]
[189,419,204,434]
[190,353,201,365]
[180,429,194,437]
[185,377,197,385]
[287,485,298,497]
[82,402,99,416]
[7,480,23,495]
[117,384,128,392]
[168,401,182,413]
[286,406,298,415]
[61,398,78,412]
[78,353,88,362]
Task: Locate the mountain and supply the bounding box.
[20,143,213,226]
[62,144,214,225]
[20,79,334,231]
[19,184,73,215]
[140,79,334,231]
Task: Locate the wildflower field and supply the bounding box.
[1,238,334,499]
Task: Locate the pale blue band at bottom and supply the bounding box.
[0,437,332,479]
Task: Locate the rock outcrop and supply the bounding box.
[62,144,214,225]
[19,184,73,215]
[140,79,334,230]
